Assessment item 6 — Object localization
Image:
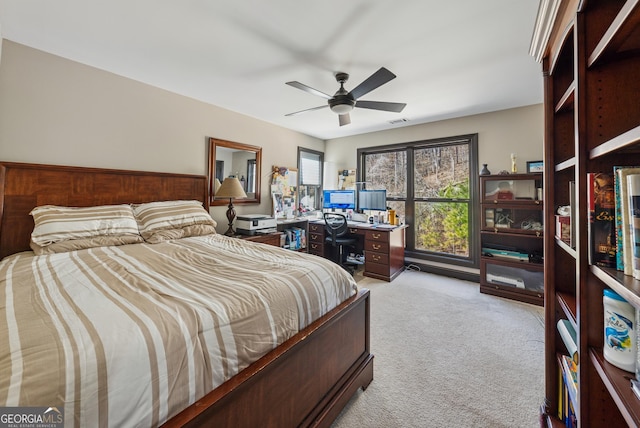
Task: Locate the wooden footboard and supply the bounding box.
[163,288,373,428]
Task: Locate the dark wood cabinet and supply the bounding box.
[479,174,544,306]
[532,1,640,426]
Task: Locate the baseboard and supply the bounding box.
[404,262,480,283]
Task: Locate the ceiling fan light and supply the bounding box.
[330,103,353,114]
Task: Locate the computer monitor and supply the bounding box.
[358,189,387,211]
[322,189,356,210]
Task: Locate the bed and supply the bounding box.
[0,161,373,427]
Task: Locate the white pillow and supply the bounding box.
[133,200,216,241]
[30,204,141,246]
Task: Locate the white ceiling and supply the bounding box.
[0,0,543,140]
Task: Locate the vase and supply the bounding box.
[480,164,491,175]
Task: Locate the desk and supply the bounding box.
[308,220,407,282]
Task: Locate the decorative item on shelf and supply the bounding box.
[494,209,514,228]
[510,153,517,173]
[215,177,248,236]
[527,160,544,173]
[480,164,491,175]
[603,288,636,373]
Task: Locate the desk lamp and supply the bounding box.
[215,177,247,236]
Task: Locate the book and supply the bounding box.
[588,173,617,268]
[557,319,579,364]
[555,215,571,245]
[569,180,576,248]
[561,354,578,415]
[627,174,640,280]
[614,167,640,275]
[481,247,529,262]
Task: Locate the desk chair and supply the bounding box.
[324,213,358,274]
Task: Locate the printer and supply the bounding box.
[236,214,277,235]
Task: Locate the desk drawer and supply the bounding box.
[365,230,389,243]
[364,240,389,254]
[308,222,324,234]
[365,251,390,275]
[308,242,325,256]
[309,232,324,244]
[366,251,389,265]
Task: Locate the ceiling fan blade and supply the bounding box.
[348,67,396,100]
[339,113,351,126]
[285,81,332,99]
[355,100,406,113]
[285,105,328,116]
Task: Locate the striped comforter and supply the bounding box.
[0,234,357,427]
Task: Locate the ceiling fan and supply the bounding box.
[285,67,406,126]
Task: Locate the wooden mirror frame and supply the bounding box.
[208,137,262,206]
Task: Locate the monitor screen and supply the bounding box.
[323,190,356,210]
[358,189,387,211]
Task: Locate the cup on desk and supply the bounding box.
[388,210,396,225]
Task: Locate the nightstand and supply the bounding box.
[234,232,283,247]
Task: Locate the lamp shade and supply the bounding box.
[215,177,247,199]
[214,178,222,193]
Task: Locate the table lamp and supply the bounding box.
[215,177,247,236]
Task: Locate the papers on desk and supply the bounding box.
[345,221,398,229]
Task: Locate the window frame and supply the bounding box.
[357,134,479,269]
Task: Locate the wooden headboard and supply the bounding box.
[0,162,208,259]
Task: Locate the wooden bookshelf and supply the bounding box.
[532,0,640,426]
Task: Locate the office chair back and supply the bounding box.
[323,213,349,246]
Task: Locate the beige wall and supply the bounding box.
[324,104,543,177]
[0,39,543,233]
[0,41,323,229]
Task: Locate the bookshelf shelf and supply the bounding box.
[532,0,640,425]
[557,292,576,325]
[555,157,576,173]
[591,265,640,308]
[555,237,576,258]
[587,0,640,67]
[590,349,640,426]
[589,125,640,160]
[554,82,575,113]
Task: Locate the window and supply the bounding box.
[298,147,323,213]
[358,134,479,269]
[247,159,256,193]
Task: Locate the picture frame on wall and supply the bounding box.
[526,160,544,173]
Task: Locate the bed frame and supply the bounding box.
[0,161,373,427]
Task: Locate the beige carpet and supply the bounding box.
[331,269,545,428]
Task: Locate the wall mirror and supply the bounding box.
[209,137,262,206]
